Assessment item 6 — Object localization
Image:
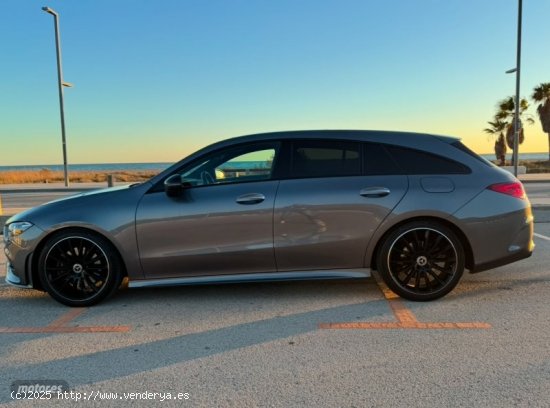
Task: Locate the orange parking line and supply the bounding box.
[388,299,418,324]
[371,271,420,324]
[319,322,491,330]
[0,306,132,334]
[319,271,492,330]
[320,322,403,329]
[47,308,87,327]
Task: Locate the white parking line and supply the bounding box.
[534,232,550,242]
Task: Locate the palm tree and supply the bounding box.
[494,97,534,165]
[484,119,507,165]
[531,82,550,162]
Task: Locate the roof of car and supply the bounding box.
[210,129,459,148]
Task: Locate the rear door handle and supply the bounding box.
[360,187,391,198]
[236,193,266,205]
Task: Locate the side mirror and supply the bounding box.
[164,174,184,197]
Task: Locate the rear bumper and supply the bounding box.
[470,211,535,273]
[470,247,533,273]
[452,190,534,273]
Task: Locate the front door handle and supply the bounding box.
[236,193,266,205]
[360,187,391,198]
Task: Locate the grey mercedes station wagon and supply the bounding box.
[4,130,534,306]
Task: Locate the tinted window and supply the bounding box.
[290,140,361,178]
[363,143,401,175]
[179,143,279,186]
[384,145,470,174]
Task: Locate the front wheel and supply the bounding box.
[376,221,465,301]
[38,231,122,307]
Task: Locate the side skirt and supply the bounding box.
[128,269,371,288]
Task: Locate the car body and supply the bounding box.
[3,130,535,306]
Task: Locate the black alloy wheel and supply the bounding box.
[38,231,122,307]
[377,221,465,301]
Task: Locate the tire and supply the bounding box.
[376,221,465,301]
[38,230,123,307]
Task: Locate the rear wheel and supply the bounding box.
[377,221,465,301]
[38,231,122,307]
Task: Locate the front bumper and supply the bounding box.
[3,224,44,288]
[5,261,32,288]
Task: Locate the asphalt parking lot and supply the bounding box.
[1,223,549,407]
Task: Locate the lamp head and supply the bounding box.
[42,6,57,16]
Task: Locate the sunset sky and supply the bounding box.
[1,0,549,165]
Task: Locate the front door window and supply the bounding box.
[179,143,279,187]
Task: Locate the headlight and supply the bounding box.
[5,222,33,243]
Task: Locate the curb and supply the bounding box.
[521,179,550,184]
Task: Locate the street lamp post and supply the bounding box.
[506,0,523,178]
[42,6,71,187]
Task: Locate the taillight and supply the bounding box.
[487,182,526,199]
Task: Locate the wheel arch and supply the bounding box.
[30,226,128,291]
[369,216,474,272]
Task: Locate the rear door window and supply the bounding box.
[363,143,401,175]
[290,140,361,178]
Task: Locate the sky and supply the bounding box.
[1,0,549,165]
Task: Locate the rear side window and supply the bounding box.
[384,145,471,175]
[363,143,401,175]
[290,140,361,178]
[452,141,495,167]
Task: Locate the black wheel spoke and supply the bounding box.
[85,266,105,271]
[422,270,432,289]
[426,235,442,254]
[411,230,419,249]
[49,271,71,283]
[422,229,430,250]
[89,272,105,281]
[425,269,444,285]
[45,266,68,272]
[414,270,420,289]
[394,248,413,259]
[86,276,100,292]
[431,263,451,275]
[50,251,67,263]
[432,244,453,256]
[401,237,415,252]
[58,276,73,290]
[64,239,75,257]
[391,263,412,274]
[79,239,86,258]
[399,268,416,285]
[67,238,75,256]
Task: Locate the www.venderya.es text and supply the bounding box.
[12,390,190,402]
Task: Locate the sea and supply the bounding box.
[481,153,548,161]
[0,153,547,172]
[0,162,171,172]
[0,161,267,172]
